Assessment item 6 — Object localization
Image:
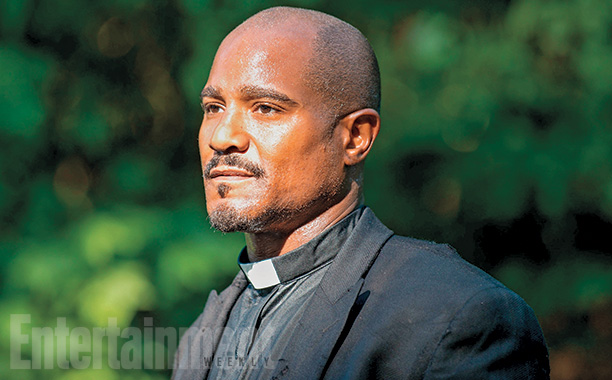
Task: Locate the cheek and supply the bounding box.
[267,141,343,197]
[247,119,294,153]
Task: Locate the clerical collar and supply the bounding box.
[238,207,365,289]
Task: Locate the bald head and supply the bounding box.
[230,7,380,124]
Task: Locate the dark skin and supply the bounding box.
[199,21,380,262]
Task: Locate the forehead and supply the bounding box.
[206,26,317,99]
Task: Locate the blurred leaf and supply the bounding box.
[157,234,242,302]
[0,0,33,38]
[78,209,161,266]
[0,45,51,139]
[78,263,155,327]
[495,257,612,317]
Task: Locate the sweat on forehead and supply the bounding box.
[220,7,381,121]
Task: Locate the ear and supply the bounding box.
[339,108,381,166]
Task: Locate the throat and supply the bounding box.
[244,196,360,262]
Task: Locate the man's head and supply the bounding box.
[199,7,381,234]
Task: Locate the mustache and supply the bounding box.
[203,153,266,179]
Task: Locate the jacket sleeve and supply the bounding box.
[423,286,550,379]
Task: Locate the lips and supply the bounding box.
[208,166,255,179]
[204,153,266,180]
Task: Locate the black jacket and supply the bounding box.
[172,208,550,379]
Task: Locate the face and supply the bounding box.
[199,27,348,234]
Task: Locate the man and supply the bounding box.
[172,6,549,380]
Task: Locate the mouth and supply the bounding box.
[208,166,256,181]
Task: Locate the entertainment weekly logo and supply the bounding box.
[10,314,276,371]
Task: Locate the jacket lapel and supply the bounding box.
[271,208,394,379]
[172,272,248,380]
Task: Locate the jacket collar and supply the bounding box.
[269,207,394,379]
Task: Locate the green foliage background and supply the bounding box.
[2,0,612,378]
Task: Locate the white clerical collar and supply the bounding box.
[238,258,281,290]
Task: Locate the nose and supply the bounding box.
[204,109,250,154]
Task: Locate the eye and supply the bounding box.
[202,103,224,115]
[255,104,279,115]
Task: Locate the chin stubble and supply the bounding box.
[208,204,290,233]
[207,177,344,234]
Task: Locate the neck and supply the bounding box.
[245,183,361,262]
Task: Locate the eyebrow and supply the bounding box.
[200,86,222,101]
[200,85,299,107]
[238,85,299,106]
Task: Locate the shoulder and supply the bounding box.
[365,235,508,307]
[352,234,549,378]
[359,232,546,344]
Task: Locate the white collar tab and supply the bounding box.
[239,258,281,289]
